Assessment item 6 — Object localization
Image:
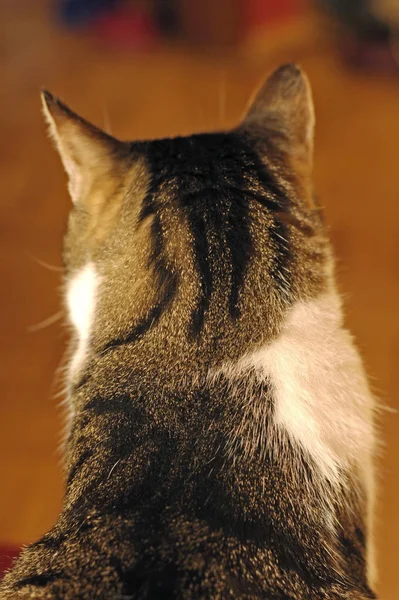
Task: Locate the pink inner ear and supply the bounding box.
[64,157,83,203]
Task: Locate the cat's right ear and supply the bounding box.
[41,91,126,203]
[242,64,315,170]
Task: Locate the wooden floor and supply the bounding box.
[0,2,398,598]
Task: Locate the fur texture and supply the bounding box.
[223,291,375,484]
[0,65,378,600]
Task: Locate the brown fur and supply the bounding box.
[0,65,377,600]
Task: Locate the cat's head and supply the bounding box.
[42,64,329,385]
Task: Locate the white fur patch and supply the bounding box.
[67,262,100,379]
[224,293,375,485]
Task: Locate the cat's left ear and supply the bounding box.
[41,91,126,204]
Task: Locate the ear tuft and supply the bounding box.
[41,90,73,131]
[41,89,57,111]
[41,90,55,133]
[41,89,54,111]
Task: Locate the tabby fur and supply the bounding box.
[0,65,378,600]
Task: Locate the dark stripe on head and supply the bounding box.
[99,147,178,355]
[252,163,292,298]
[175,133,254,331]
[174,132,292,332]
[99,271,177,355]
[103,130,294,350]
[185,206,212,336]
[137,193,156,223]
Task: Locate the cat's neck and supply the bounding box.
[66,289,375,503]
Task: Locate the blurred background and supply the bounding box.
[0,0,398,597]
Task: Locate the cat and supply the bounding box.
[0,64,378,599]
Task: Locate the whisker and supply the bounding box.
[218,70,227,127]
[27,311,64,333]
[26,252,63,273]
[107,459,121,480]
[102,102,113,135]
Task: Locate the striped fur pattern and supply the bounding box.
[0,65,378,599]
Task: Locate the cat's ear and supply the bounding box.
[243,64,315,167]
[41,91,126,203]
